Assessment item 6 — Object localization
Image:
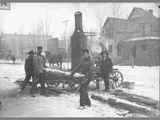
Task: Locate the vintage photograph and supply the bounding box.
[0,1,160,117]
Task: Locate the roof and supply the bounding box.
[103,17,137,33]
[128,7,156,20]
[103,7,157,28]
[2,33,52,39]
[103,17,127,29]
[122,36,160,42]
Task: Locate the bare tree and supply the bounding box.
[95,11,104,31]
[93,8,108,53]
[112,3,122,18]
[31,14,51,51]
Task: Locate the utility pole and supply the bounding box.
[62,20,70,69]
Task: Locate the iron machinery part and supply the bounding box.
[110,70,123,88]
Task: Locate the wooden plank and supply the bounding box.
[91,94,160,117]
[110,90,160,110]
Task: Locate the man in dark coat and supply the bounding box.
[71,49,92,107]
[100,50,113,91]
[20,50,34,93]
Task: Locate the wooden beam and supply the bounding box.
[91,94,160,117]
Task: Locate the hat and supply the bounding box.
[28,50,34,54]
[82,48,89,54]
[101,50,108,56]
[37,46,43,49]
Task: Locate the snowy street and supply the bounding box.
[0,62,159,117]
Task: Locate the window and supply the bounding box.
[109,45,112,53]
[141,23,152,36]
[117,43,121,56]
[144,24,152,36]
[141,44,147,51]
[132,44,136,58]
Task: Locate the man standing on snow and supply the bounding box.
[100,50,113,91]
[32,46,48,96]
[71,49,92,108]
[20,50,34,93]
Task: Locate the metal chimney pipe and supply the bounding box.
[75,11,83,31]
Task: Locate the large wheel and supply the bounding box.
[110,70,123,88]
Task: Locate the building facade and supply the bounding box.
[119,37,160,66]
[101,7,160,65]
[47,38,59,54]
[0,33,52,59]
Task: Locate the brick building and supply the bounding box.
[101,7,160,65]
[0,33,52,59]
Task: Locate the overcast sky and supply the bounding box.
[0,2,158,39]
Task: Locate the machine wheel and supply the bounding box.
[110,70,123,88]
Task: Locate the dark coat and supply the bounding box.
[25,54,34,74]
[71,55,92,75]
[100,57,113,74]
[71,55,92,107]
[33,54,46,75]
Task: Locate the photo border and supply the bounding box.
[5,0,160,3]
[0,0,159,120]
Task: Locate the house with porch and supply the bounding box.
[101,7,160,65]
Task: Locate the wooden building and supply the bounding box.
[101,7,160,66]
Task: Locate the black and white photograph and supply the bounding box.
[0,0,160,117]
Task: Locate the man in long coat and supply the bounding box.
[100,50,113,91]
[20,50,34,93]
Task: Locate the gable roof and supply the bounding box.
[102,17,138,33]
[102,17,127,29]
[128,7,156,20]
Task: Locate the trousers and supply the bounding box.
[101,72,110,90]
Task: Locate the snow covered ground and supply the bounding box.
[115,65,159,101]
[0,61,159,117]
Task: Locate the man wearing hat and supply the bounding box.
[100,50,113,91]
[71,49,92,107]
[32,46,47,96]
[20,50,34,93]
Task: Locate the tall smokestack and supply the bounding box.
[71,11,87,70]
[75,11,83,31]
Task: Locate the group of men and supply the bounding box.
[20,46,48,97]
[20,46,113,108]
